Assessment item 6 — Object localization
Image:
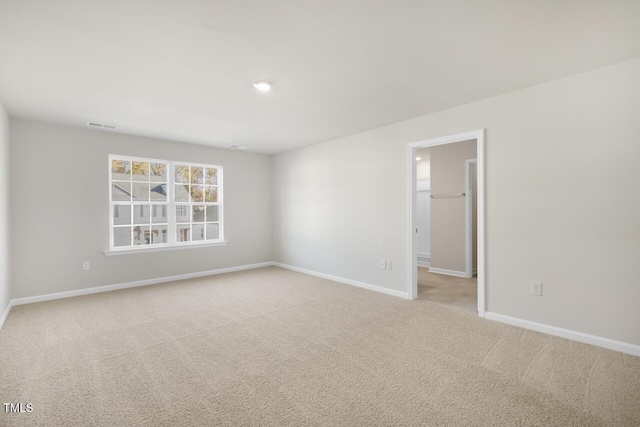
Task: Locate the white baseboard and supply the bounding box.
[417,252,430,268]
[273,262,409,299]
[1,261,410,331]
[0,300,11,331]
[10,262,274,307]
[485,312,640,357]
[428,267,469,278]
[3,262,639,357]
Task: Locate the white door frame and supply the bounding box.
[407,129,486,317]
[465,158,478,279]
[416,179,431,267]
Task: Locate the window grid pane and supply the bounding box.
[110,156,221,249]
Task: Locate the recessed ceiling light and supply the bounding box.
[253,81,271,92]
[416,157,421,161]
[229,145,249,150]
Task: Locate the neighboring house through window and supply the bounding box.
[109,155,223,250]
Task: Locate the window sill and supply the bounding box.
[103,241,228,256]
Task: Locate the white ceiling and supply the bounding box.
[1,1,639,154]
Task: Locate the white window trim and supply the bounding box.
[103,241,228,256]
[106,154,224,254]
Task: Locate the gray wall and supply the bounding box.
[430,140,476,273]
[273,58,640,346]
[10,120,272,298]
[0,101,9,317]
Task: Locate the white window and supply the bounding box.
[109,155,223,251]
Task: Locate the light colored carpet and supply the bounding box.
[418,267,477,313]
[1,267,639,426]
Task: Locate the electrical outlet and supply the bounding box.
[386,261,393,271]
[379,259,387,269]
[82,261,90,271]
[530,281,542,296]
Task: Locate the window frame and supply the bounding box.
[107,154,225,253]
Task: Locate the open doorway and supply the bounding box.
[407,130,485,317]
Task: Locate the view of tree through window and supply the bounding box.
[110,156,222,249]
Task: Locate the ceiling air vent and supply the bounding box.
[86,121,118,131]
[229,145,249,150]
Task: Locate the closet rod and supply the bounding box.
[430,192,465,198]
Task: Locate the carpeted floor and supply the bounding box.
[1,267,639,426]
[418,267,477,313]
